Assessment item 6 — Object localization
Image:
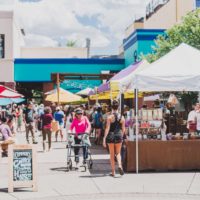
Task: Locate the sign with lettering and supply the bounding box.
[8,145,37,193]
[13,149,32,181]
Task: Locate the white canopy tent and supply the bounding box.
[129,43,200,91]
[111,60,150,92]
[128,43,200,174]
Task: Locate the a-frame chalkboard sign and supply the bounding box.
[8,144,37,193]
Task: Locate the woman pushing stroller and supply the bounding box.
[69,108,91,164]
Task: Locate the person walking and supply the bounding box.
[69,108,91,163]
[0,117,15,156]
[16,106,23,132]
[187,103,199,133]
[36,104,44,133]
[23,102,37,144]
[41,106,53,152]
[103,100,125,177]
[54,106,65,142]
[94,106,103,145]
[64,106,75,142]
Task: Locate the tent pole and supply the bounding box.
[135,88,139,174]
[119,87,122,114]
[95,87,98,104]
[56,73,60,105]
[110,86,113,103]
[120,87,124,116]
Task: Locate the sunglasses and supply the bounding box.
[77,113,83,115]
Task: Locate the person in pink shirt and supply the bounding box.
[69,108,91,163]
[41,107,53,152]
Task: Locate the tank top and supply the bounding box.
[109,113,121,132]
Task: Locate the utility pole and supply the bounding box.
[86,38,91,58]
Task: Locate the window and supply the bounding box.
[0,34,5,58]
[196,0,200,8]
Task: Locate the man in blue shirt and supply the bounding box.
[54,106,65,142]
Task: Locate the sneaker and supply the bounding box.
[83,159,86,165]
[2,151,8,157]
[75,156,79,163]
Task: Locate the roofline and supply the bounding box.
[14,58,125,65]
[124,29,165,44]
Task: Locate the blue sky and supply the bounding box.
[0,0,148,55]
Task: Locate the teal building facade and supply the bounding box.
[123,29,165,67]
[14,58,125,92]
[14,29,165,93]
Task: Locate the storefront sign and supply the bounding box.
[8,145,37,193]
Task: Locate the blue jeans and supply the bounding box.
[74,137,88,160]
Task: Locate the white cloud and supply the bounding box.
[24,34,58,47]
[0,0,147,53]
[0,0,14,4]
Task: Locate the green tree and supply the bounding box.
[146,8,200,63]
[145,9,200,111]
[66,40,77,47]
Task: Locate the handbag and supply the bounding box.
[51,120,59,132]
[82,134,91,147]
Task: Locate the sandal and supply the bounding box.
[109,173,115,177]
[118,167,124,176]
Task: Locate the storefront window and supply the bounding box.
[0,34,5,58]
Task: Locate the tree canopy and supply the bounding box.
[145,9,200,111]
[146,8,200,63]
[66,40,77,47]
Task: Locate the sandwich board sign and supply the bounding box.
[8,144,37,193]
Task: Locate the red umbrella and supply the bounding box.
[0,85,23,98]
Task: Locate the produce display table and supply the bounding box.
[126,140,200,172]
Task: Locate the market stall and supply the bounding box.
[97,60,149,93]
[45,88,82,103]
[126,43,200,172]
[126,140,200,172]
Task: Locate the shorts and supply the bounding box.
[106,132,122,144]
[94,124,103,129]
[58,123,64,130]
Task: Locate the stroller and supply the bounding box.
[66,132,93,172]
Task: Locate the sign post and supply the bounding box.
[8,144,37,193]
